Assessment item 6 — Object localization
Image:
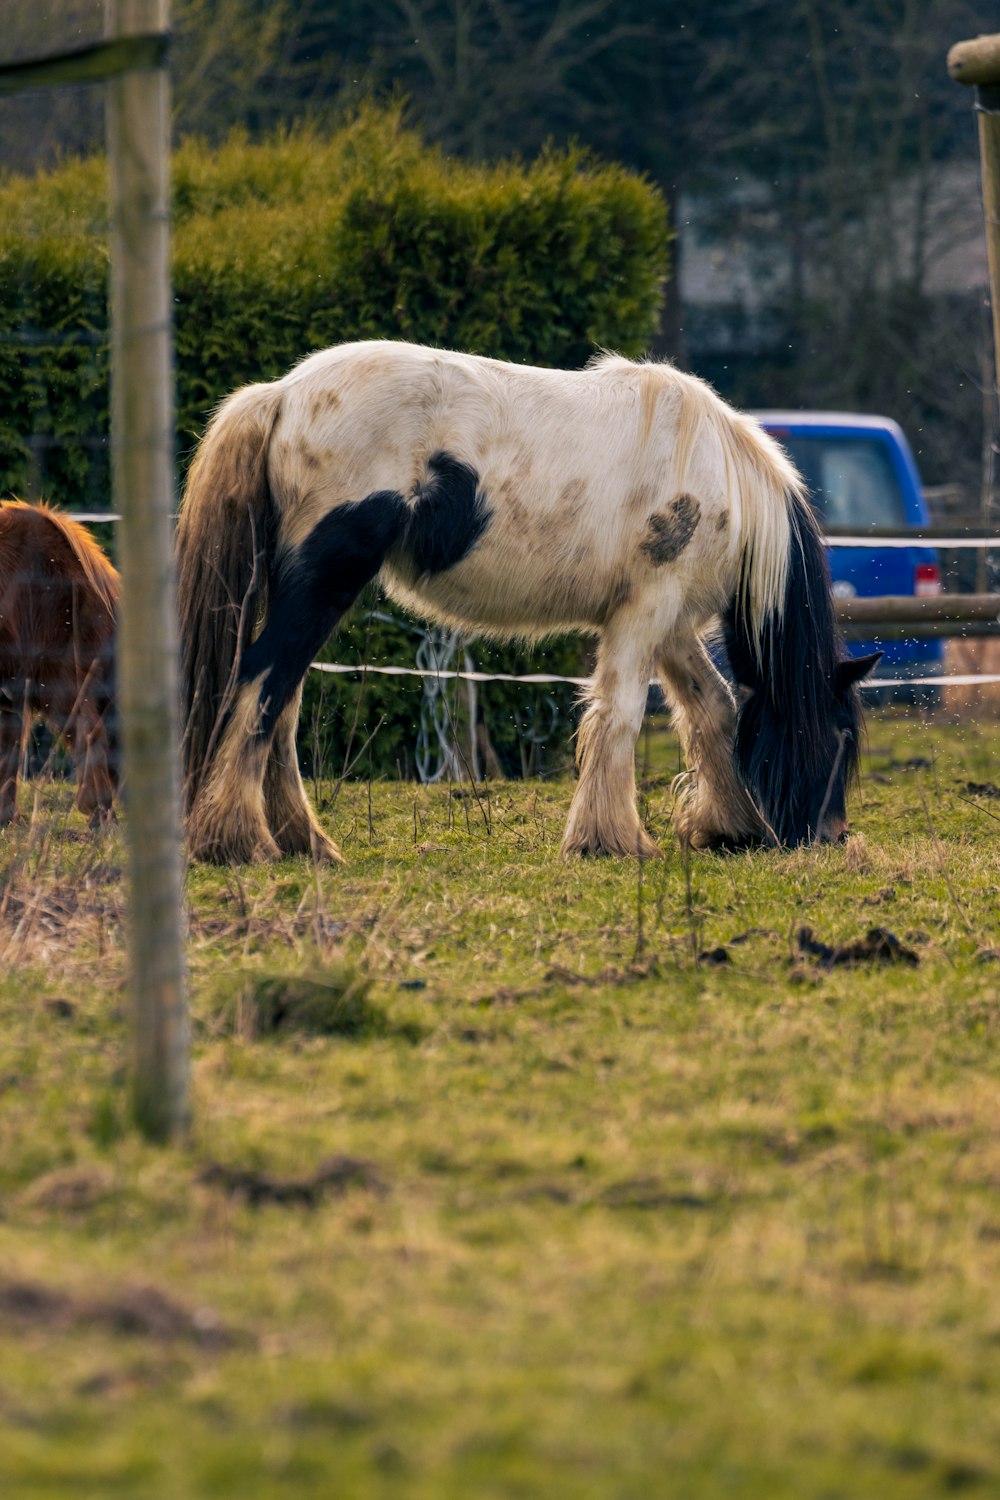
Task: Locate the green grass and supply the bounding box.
[2,710,1000,1498]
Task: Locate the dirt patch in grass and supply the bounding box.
[20,1164,117,1213]
[697,945,731,967]
[199,1154,387,1207]
[220,968,425,1043]
[797,925,920,968]
[0,1278,237,1349]
[962,781,1000,799]
[596,1177,719,1211]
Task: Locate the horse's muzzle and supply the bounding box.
[817,817,849,845]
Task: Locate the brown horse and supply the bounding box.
[0,499,120,827]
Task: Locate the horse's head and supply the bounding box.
[811,651,882,842]
[733,650,881,846]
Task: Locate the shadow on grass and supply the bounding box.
[234,968,425,1044]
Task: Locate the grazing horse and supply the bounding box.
[177,340,878,865]
[0,499,119,826]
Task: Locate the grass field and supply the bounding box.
[2,709,1000,1498]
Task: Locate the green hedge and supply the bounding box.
[0,106,669,777]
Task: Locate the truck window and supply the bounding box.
[781,436,906,528]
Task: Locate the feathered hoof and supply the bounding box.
[674,802,760,853]
[273,824,345,865]
[86,806,117,830]
[266,805,344,863]
[308,828,344,865]
[678,820,767,854]
[675,821,719,851]
[560,824,662,860]
[186,819,282,866]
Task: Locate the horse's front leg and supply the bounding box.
[53,678,115,828]
[561,623,659,859]
[0,696,24,826]
[71,703,117,828]
[657,637,762,849]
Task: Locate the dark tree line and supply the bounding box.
[2,0,997,498]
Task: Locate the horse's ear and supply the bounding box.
[835,651,882,692]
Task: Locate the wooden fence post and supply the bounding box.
[105,0,189,1140]
[948,36,1000,388]
[949,33,1000,593]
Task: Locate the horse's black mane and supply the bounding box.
[724,498,863,844]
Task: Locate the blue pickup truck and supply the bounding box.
[754,412,944,699]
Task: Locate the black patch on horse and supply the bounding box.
[239,489,408,739]
[640,494,701,565]
[404,451,491,576]
[723,496,873,845]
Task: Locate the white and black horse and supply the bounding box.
[177,340,878,864]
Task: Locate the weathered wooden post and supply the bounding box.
[949,34,1000,594]
[105,0,189,1139]
[949,35,1000,386]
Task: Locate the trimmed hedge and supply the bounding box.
[0,106,669,777]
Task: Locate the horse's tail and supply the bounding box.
[176,381,284,810]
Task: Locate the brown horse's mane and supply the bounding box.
[0,498,120,618]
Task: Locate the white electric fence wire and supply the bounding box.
[72,514,1000,550]
[68,517,1000,692]
[309,661,1000,691]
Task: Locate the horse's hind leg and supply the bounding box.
[188,490,405,864]
[657,638,761,849]
[186,678,278,863]
[263,686,341,861]
[561,620,659,858]
[0,697,23,826]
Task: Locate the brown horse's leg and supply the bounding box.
[56,679,115,828]
[72,705,116,827]
[0,698,23,825]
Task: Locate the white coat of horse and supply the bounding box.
[177,340,876,864]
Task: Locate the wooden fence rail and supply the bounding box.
[836,593,1000,625]
[837,593,1000,641]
